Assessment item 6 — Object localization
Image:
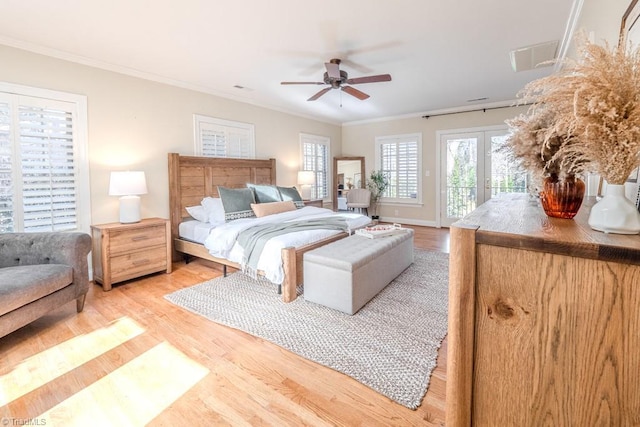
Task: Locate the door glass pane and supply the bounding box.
[490,134,528,196]
[446,138,477,219]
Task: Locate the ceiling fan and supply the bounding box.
[281,58,392,101]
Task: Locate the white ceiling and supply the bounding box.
[0,0,577,124]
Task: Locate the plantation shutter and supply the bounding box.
[0,94,80,232]
[194,115,255,158]
[377,134,421,202]
[397,141,418,198]
[300,134,329,199]
[0,100,12,232]
[201,127,227,158]
[20,102,77,231]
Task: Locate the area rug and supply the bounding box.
[164,249,449,409]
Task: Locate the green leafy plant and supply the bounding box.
[366,170,389,218]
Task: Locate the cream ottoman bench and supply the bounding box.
[303,229,414,314]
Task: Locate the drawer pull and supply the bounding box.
[132,236,149,241]
[132,259,149,266]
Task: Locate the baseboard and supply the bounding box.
[378,216,438,228]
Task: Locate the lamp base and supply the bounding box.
[119,195,141,223]
[300,185,312,200]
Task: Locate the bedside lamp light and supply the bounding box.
[297,170,316,200]
[109,171,148,223]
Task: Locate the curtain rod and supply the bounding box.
[421,103,530,119]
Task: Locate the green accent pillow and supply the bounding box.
[217,186,256,221]
[247,183,282,203]
[277,186,305,208]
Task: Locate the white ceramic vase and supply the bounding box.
[588,184,640,234]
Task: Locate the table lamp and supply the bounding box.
[109,171,148,223]
[297,170,316,200]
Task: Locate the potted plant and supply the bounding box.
[366,170,389,222]
[505,35,640,233]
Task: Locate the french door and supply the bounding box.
[439,129,527,227]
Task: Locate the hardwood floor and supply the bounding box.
[0,226,450,426]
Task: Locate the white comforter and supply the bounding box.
[203,206,371,284]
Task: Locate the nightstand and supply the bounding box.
[303,199,323,207]
[91,217,171,291]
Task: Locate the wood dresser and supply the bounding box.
[446,194,640,426]
[91,217,172,291]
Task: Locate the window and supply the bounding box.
[0,83,89,233]
[375,133,422,204]
[194,115,255,158]
[300,133,330,200]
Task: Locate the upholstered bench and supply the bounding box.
[303,229,414,314]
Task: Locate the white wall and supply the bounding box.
[0,44,341,226]
[577,0,629,47]
[342,107,528,225]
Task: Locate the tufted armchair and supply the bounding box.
[0,232,92,339]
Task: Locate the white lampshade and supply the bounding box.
[109,171,148,196]
[109,171,148,223]
[297,170,315,185]
[297,170,315,200]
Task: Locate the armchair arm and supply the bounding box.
[0,232,92,296]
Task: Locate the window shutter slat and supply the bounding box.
[196,116,255,159]
[17,104,77,232]
[377,135,420,201]
[0,101,13,232]
[300,134,329,199]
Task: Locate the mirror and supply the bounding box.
[333,156,365,211]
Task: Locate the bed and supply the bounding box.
[168,153,368,302]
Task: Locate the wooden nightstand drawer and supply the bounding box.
[91,218,171,291]
[110,225,166,254]
[110,246,168,283]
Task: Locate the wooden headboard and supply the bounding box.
[168,153,276,257]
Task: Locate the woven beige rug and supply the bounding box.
[165,248,449,409]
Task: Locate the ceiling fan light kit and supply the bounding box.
[281,58,392,101]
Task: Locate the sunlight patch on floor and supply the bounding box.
[38,341,209,426]
[0,317,144,406]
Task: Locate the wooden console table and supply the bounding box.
[446,194,640,426]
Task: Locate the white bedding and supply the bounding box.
[203,206,371,284]
[178,220,217,244]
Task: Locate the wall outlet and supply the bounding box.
[425,170,430,177]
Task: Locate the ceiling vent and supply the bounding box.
[509,40,559,72]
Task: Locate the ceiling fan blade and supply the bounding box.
[307,87,332,101]
[345,74,392,85]
[342,86,370,100]
[281,81,325,85]
[325,62,341,79]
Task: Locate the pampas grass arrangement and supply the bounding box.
[505,105,583,185]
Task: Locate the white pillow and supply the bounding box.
[201,197,226,225]
[185,205,208,223]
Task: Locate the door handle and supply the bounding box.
[485,178,491,190]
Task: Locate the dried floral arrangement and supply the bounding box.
[505,35,640,185]
[505,105,584,184]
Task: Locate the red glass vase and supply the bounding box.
[539,175,585,219]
